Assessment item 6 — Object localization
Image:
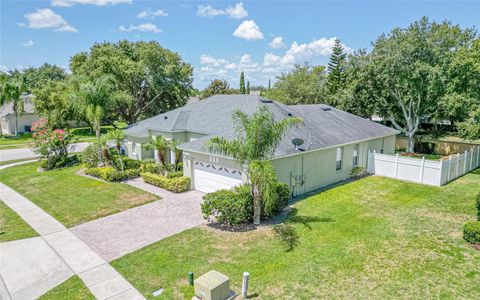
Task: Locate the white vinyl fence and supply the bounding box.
[367,146,480,186]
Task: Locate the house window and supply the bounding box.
[353,144,359,166]
[336,147,343,171]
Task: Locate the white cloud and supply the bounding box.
[22,8,78,33]
[137,9,168,19]
[197,4,225,18]
[264,37,352,66]
[0,65,9,73]
[269,36,285,49]
[233,20,263,41]
[226,2,248,19]
[22,40,34,47]
[51,0,131,7]
[119,23,162,33]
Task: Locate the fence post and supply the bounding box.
[447,155,452,182]
[439,158,444,186]
[470,148,474,171]
[394,153,399,178]
[420,157,425,183]
[477,146,480,168]
[463,150,468,175]
[456,153,460,178]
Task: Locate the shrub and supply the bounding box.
[85,166,140,182]
[262,182,290,218]
[273,223,299,251]
[141,172,191,193]
[81,143,102,168]
[463,221,480,244]
[167,171,183,179]
[351,166,366,177]
[31,119,75,170]
[201,185,253,225]
[141,162,162,174]
[121,157,141,169]
[476,193,480,221]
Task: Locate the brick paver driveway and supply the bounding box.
[72,178,205,261]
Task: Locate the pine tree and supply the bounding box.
[246,81,250,94]
[327,39,347,94]
[268,79,271,90]
[239,72,246,94]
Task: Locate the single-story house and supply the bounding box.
[0,94,40,135]
[124,95,399,196]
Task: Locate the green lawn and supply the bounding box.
[0,200,38,242]
[0,157,37,167]
[0,162,158,227]
[111,169,480,299]
[38,276,94,300]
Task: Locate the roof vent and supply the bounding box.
[322,107,331,112]
[287,113,293,117]
[164,116,168,120]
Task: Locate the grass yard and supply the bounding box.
[0,162,158,227]
[0,200,38,242]
[0,157,37,166]
[111,169,480,299]
[38,276,94,300]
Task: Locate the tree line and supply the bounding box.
[0,40,194,135]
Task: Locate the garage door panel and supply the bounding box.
[193,162,243,193]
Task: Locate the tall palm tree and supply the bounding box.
[1,78,25,136]
[207,106,302,225]
[144,135,169,165]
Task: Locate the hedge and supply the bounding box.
[201,185,253,225]
[463,221,480,244]
[85,166,140,182]
[141,172,191,193]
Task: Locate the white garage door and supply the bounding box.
[193,161,243,193]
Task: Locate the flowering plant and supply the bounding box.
[31,118,76,170]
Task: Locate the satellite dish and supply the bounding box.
[292,138,304,149]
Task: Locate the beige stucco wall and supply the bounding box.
[271,135,396,197]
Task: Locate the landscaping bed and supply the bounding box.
[0,200,38,242]
[0,162,158,227]
[141,172,190,193]
[111,169,480,299]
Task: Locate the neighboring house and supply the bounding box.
[124,95,399,196]
[0,94,39,135]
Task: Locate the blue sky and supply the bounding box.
[1,1,479,88]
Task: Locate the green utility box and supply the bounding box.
[194,270,230,300]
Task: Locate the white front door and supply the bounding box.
[193,161,243,193]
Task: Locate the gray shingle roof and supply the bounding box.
[125,94,399,157]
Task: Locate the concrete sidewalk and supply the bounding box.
[0,182,145,300]
[72,178,205,261]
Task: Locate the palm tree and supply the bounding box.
[144,135,169,165]
[207,106,301,225]
[169,140,183,171]
[1,77,25,136]
[85,104,104,139]
[107,129,125,152]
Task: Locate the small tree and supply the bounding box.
[239,72,246,94]
[246,81,250,94]
[169,140,183,171]
[207,106,301,224]
[144,135,169,165]
[31,119,74,170]
[107,129,125,152]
